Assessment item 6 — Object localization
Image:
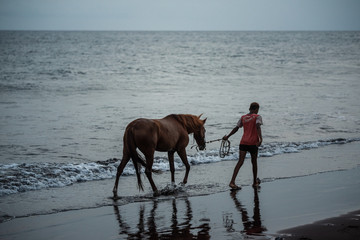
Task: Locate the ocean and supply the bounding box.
[1,31,360,219]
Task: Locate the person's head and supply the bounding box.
[249,102,260,113]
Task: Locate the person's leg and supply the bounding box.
[250,149,259,187]
[229,150,246,189]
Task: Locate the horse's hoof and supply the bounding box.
[112,190,119,199]
[153,191,160,197]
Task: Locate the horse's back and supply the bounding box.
[125,118,158,146]
[124,116,187,152]
[127,117,180,134]
[127,118,156,130]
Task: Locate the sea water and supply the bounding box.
[1,31,360,217]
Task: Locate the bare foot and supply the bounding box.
[252,178,261,188]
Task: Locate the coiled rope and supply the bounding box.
[191,138,231,158]
[219,139,230,158]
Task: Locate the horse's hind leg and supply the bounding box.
[113,153,130,197]
[177,148,190,184]
[144,151,159,196]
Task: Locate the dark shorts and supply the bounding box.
[239,144,258,155]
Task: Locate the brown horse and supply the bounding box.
[113,114,207,197]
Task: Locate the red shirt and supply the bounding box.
[237,114,263,145]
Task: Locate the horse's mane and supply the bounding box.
[167,114,203,132]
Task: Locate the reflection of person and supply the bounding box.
[230,188,267,235]
[223,102,263,189]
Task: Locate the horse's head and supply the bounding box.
[194,115,207,150]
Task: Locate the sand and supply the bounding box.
[0,166,360,240]
[279,210,360,240]
[1,142,360,239]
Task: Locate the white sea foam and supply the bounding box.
[1,138,358,196]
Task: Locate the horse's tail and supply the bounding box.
[125,129,146,191]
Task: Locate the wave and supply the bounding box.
[0,160,121,196]
[0,82,40,91]
[0,81,107,94]
[0,138,359,196]
[259,137,358,157]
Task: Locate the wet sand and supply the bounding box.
[1,166,360,240]
[280,210,360,240]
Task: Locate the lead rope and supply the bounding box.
[219,139,230,158]
[191,138,231,158]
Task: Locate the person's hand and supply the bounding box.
[222,135,228,141]
[256,139,262,147]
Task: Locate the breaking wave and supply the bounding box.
[0,138,358,196]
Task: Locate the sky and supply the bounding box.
[0,0,359,31]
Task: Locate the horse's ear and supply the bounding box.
[198,114,206,124]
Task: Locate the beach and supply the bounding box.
[1,31,360,239]
[1,142,360,240]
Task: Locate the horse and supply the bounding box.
[113,114,207,197]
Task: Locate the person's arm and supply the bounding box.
[256,123,262,146]
[223,126,239,140]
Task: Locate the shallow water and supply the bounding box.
[1,31,360,217]
[1,141,359,221]
[1,166,360,240]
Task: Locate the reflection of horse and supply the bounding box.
[113,114,207,197]
[113,198,210,239]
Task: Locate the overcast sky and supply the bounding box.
[1,0,359,31]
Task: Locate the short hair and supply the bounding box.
[249,102,260,111]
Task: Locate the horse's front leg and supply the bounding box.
[168,151,176,183]
[177,148,190,184]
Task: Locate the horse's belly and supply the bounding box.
[155,144,174,152]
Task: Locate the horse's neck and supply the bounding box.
[180,116,197,134]
[185,127,195,134]
[169,114,196,134]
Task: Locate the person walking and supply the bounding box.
[223,102,263,189]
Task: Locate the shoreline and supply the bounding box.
[1,167,360,239]
[2,141,359,221]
